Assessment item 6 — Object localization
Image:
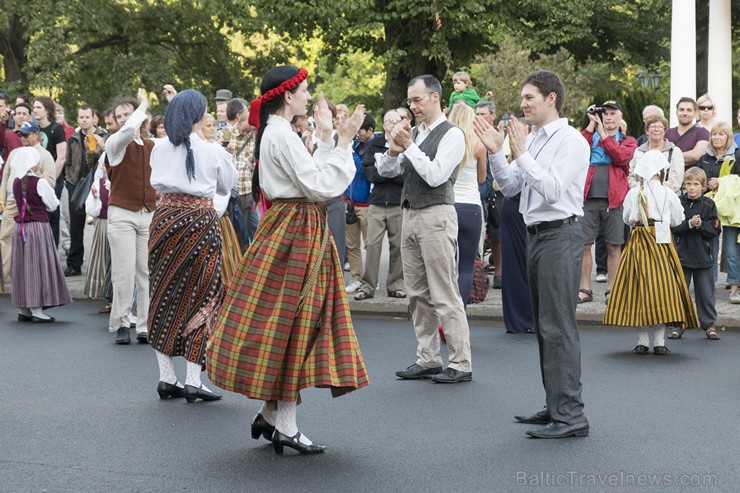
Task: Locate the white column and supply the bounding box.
[707,0,733,126]
[670,0,696,127]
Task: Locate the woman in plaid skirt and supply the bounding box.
[207,66,369,455]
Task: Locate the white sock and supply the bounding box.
[259,401,277,426]
[654,325,666,347]
[186,361,211,391]
[637,329,650,347]
[155,350,179,385]
[30,307,51,320]
[276,400,313,445]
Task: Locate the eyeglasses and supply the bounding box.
[406,93,434,106]
[647,125,665,131]
[383,119,401,125]
[699,105,713,111]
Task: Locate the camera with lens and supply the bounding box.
[587,106,606,116]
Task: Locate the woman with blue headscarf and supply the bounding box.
[148,89,237,403]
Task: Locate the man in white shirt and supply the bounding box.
[377,75,472,384]
[474,70,590,438]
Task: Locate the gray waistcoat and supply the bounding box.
[400,120,459,209]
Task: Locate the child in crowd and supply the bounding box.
[448,71,483,110]
[603,150,698,354]
[11,147,72,322]
[670,167,722,340]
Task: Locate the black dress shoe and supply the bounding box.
[64,267,81,277]
[157,381,185,399]
[18,313,32,322]
[515,408,551,425]
[632,344,649,354]
[431,367,472,383]
[653,346,670,355]
[136,332,148,344]
[395,363,443,380]
[115,327,130,344]
[525,419,590,439]
[183,384,222,403]
[31,315,55,323]
[251,413,275,441]
[271,429,325,455]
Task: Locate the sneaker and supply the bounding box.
[730,291,740,304]
[595,273,607,283]
[345,280,363,293]
[343,262,351,272]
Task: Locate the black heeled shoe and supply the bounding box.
[251,413,275,441]
[157,381,185,400]
[183,384,222,403]
[18,313,32,322]
[271,429,325,455]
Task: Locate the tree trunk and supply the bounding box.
[1,14,29,91]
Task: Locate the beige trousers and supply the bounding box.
[345,204,368,281]
[0,204,18,286]
[402,204,472,372]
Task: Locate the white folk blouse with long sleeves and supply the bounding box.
[258,115,355,201]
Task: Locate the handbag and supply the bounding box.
[70,171,93,214]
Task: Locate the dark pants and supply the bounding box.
[65,181,87,271]
[326,196,346,263]
[500,197,533,333]
[683,266,716,330]
[49,175,64,247]
[454,203,482,308]
[237,194,260,251]
[526,221,585,425]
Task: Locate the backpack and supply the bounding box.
[468,257,490,304]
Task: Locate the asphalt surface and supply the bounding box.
[1,298,737,493]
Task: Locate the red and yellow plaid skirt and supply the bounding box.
[206,200,369,401]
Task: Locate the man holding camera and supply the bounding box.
[578,101,637,304]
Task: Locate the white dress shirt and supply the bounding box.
[104,108,148,167]
[258,115,355,201]
[489,118,589,226]
[376,114,465,187]
[150,133,237,198]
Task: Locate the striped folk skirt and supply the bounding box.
[219,215,241,291]
[207,200,369,402]
[84,218,110,299]
[148,194,223,365]
[11,221,72,309]
[604,226,699,329]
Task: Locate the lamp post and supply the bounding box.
[638,69,663,90]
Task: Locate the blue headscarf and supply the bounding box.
[163,89,207,182]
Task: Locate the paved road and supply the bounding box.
[1,298,736,492]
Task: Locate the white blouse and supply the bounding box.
[453,156,481,205]
[622,180,683,227]
[258,115,355,201]
[150,133,237,198]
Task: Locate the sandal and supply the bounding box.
[706,327,720,340]
[354,291,373,301]
[577,289,593,304]
[388,290,407,299]
[667,329,682,339]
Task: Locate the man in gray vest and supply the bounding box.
[377,74,472,383]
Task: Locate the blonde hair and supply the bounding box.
[708,121,733,156]
[684,166,707,188]
[453,71,472,88]
[447,103,477,170]
[697,94,717,118]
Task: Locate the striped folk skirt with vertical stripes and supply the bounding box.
[11,221,72,309]
[147,194,223,365]
[219,215,241,291]
[207,200,369,402]
[604,225,699,329]
[84,218,110,299]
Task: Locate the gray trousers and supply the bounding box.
[526,221,585,425]
[359,204,404,295]
[326,196,346,263]
[683,267,716,329]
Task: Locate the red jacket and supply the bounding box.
[581,129,637,209]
